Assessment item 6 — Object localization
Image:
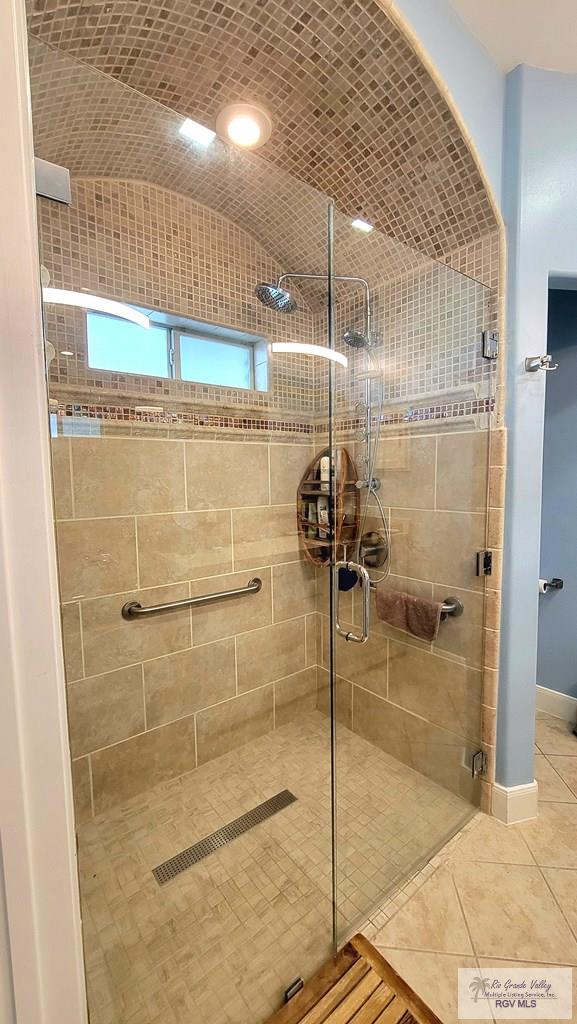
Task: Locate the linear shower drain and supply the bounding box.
[152,789,297,884]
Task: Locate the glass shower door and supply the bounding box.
[327,201,494,939]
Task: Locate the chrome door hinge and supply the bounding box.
[472,750,487,778]
[284,978,304,1003]
[476,550,493,577]
[482,330,499,360]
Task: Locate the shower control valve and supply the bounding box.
[525,354,558,373]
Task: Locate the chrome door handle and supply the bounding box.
[335,560,370,644]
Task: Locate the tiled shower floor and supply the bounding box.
[77,711,472,1024]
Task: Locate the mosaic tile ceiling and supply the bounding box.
[27,0,498,264]
[29,37,430,308]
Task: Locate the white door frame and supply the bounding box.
[0,0,87,1019]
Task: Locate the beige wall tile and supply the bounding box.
[353,686,412,765]
[185,441,269,510]
[57,517,138,601]
[322,615,388,698]
[269,444,313,504]
[436,431,488,512]
[483,668,499,709]
[481,705,496,746]
[61,601,83,681]
[487,507,504,548]
[144,639,236,728]
[196,686,273,766]
[137,511,232,586]
[82,583,191,676]
[51,437,73,519]
[317,667,352,728]
[353,686,479,802]
[274,667,318,727]
[71,756,92,823]
[374,435,436,509]
[488,465,506,508]
[388,641,482,742]
[483,628,500,670]
[391,508,486,591]
[67,664,145,757]
[71,437,185,517]
[91,716,196,813]
[489,428,507,467]
[232,505,300,570]
[236,618,306,692]
[318,566,352,621]
[485,588,501,632]
[432,584,484,667]
[190,567,272,644]
[306,612,320,666]
[272,560,316,621]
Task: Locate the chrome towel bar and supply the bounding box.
[121,576,262,620]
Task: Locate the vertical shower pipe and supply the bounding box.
[327,200,339,951]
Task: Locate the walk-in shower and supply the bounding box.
[28,8,496,1021]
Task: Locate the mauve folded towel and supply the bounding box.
[375,586,443,642]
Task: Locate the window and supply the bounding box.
[178,333,252,389]
[86,310,268,391]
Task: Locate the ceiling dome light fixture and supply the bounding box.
[216,103,272,150]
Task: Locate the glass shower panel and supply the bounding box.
[328,202,494,939]
[31,36,336,1024]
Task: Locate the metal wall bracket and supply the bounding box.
[472,750,487,778]
[482,330,499,360]
[525,354,558,373]
[476,550,493,577]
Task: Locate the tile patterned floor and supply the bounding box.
[76,710,473,1024]
[367,713,577,1024]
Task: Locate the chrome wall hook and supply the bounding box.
[525,354,558,373]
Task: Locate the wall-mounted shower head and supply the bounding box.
[343,329,370,349]
[254,282,297,313]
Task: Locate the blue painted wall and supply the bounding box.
[537,289,577,698]
[499,66,577,786]
[392,0,504,205]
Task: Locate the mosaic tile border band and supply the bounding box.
[51,397,494,434]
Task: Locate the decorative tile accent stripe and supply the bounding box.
[50,396,494,437]
[316,397,495,435]
[52,401,314,434]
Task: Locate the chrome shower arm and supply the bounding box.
[276,272,371,339]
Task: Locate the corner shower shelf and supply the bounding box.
[297,446,359,566]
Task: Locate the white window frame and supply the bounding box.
[86,309,269,392]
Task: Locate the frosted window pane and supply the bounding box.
[87,313,169,377]
[180,334,252,388]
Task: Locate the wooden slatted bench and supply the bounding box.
[266,934,443,1024]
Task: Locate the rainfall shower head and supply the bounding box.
[343,328,370,349]
[254,282,297,313]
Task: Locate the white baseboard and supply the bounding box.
[536,684,577,723]
[492,781,539,824]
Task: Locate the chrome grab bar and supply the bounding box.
[121,577,262,620]
[335,560,370,644]
[440,596,465,619]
